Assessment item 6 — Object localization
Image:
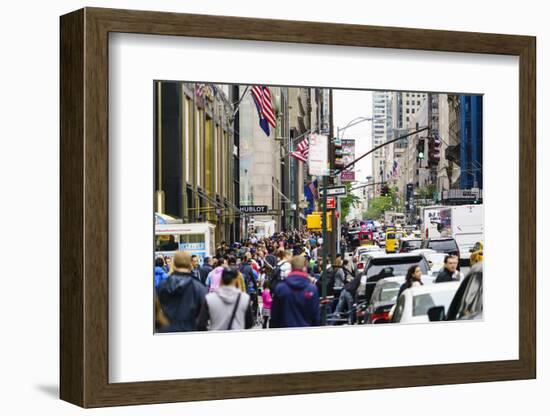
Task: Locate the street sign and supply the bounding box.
[239,205,268,214]
[308,133,330,176]
[326,196,336,209]
[320,185,347,197]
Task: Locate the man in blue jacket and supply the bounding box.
[157,251,207,332]
[271,255,320,328]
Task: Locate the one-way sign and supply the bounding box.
[320,185,347,197]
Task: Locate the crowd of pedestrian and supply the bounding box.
[154,230,349,332]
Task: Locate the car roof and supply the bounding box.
[427,237,456,241]
[370,252,425,259]
[407,281,460,295]
[377,275,407,284]
[410,248,436,254]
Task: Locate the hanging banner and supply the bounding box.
[341,138,356,181]
[308,133,329,176]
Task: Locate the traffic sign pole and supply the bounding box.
[321,175,328,326]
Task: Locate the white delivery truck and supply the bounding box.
[420,205,445,240]
[384,211,406,227]
[155,222,216,265]
[439,204,483,265]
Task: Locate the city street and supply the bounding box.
[153,83,483,332]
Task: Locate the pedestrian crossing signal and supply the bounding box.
[306,212,332,231]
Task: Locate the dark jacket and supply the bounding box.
[156,271,208,332]
[265,254,278,270]
[271,271,320,328]
[198,263,214,285]
[154,266,168,288]
[239,261,257,294]
[436,268,457,283]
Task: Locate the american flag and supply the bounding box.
[251,85,276,136]
[290,137,309,163]
[195,83,205,98]
[391,160,398,177]
[308,180,319,200]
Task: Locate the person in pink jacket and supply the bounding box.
[261,280,273,328]
[206,258,227,292]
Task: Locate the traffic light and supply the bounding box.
[428,137,441,165]
[381,184,390,196]
[333,138,344,169]
[417,139,425,160]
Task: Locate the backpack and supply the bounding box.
[270,261,287,294]
[239,263,257,294]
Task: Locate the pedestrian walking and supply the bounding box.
[154,257,169,289]
[334,259,356,324]
[261,280,272,328]
[435,255,462,283]
[397,265,424,299]
[206,257,227,292]
[239,252,259,315]
[156,251,208,332]
[198,256,214,285]
[270,255,320,328]
[196,267,253,331]
[191,254,201,282]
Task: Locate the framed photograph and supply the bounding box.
[60,7,536,408]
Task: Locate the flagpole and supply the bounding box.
[229,85,250,120]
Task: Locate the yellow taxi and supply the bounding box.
[385,228,403,253]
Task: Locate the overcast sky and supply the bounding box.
[332,89,373,182]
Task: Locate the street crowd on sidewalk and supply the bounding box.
[154,229,356,332]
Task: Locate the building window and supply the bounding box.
[184,96,192,184]
[412,108,415,113]
[195,108,204,187]
[406,108,410,113]
[417,100,421,105]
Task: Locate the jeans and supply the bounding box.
[335,289,354,324]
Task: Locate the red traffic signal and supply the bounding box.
[428,137,441,164]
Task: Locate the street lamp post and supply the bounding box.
[335,117,380,255]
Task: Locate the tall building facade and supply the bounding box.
[371,91,390,187]
[238,86,284,235]
[154,81,239,243]
[382,91,428,195]
[436,94,461,193]
[459,95,483,189]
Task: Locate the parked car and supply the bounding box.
[363,274,438,324]
[391,281,461,324]
[421,237,460,258]
[363,276,403,324]
[411,248,447,276]
[428,262,483,322]
[355,246,384,276]
[399,238,422,253]
[385,229,403,253]
[356,253,431,306]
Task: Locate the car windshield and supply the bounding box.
[413,291,456,316]
[402,240,421,249]
[365,257,428,279]
[378,282,401,302]
[427,239,457,251]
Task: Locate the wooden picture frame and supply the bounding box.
[60,7,536,408]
